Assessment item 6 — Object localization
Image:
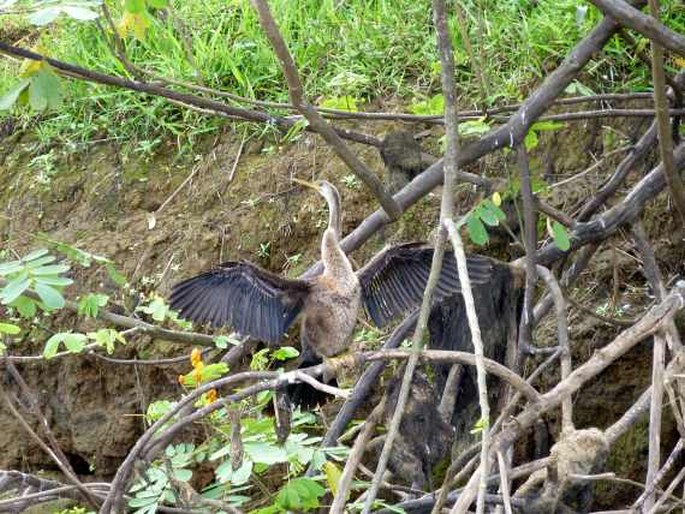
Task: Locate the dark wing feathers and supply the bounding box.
[169,261,311,344]
[357,243,494,327]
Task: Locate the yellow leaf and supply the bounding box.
[323,461,342,497]
[492,191,502,207]
[20,58,45,78]
[117,11,151,40]
[673,56,685,69]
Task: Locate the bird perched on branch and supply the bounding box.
[169,179,494,405]
[380,131,427,193]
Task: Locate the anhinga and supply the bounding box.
[169,179,494,394]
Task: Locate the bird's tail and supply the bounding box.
[285,351,336,410]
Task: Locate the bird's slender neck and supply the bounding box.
[321,187,354,280]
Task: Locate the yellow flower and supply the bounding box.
[191,347,203,368]
[205,389,218,403]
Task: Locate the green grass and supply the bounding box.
[1,0,683,149]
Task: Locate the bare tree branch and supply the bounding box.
[248,0,401,220]
[0,42,378,147]
[588,0,685,56]
[646,0,685,223]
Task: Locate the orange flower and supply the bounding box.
[205,389,218,403]
[192,365,203,385]
[190,347,203,368]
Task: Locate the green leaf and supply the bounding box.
[319,95,358,112]
[477,202,503,227]
[530,120,565,132]
[531,176,549,194]
[458,119,491,137]
[44,332,87,358]
[106,263,127,286]
[32,264,70,275]
[1,277,30,305]
[87,328,125,353]
[62,333,87,353]
[0,260,22,275]
[146,400,175,424]
[28,66,62,112]
[23,249,49,262]
[125,0,147,13]
[216,459,253,485]
[24,255,56,268]
[201,362,229,381]
[524,130,538,151]
[28,7,61,25]
[565,80,595,97]
[43,335,60,359]
[35,275,73,286]
[180,362,229,387]
[466,215,489,246]
[0,79,30,111]
[62,5,99,21]
[137,296,168,321]
[0,322,21,335]
[272,346,300,361]
[78,293,109,318]
[10,296,37,318]
[250,348,270,371]
[549,220,571,251]
[34,282,65,309]
[244,441,288,465]
[213,334,240,349]
[410,94,444,116]
[173,469,193,482]
[277,478,325,511]
[470,415,490,434]
[148,0,169,7]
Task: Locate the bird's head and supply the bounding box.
[293,178,342,237]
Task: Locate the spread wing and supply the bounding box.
[169,261,311,344]
[357,243,494,327]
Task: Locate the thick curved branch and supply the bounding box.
[588,0,685,56]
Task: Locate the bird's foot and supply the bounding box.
[322,351,360,387]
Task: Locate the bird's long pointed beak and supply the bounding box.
[292,178,320,191]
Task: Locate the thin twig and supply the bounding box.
[634,439,684,509]
[647,0,685,223]
[647,465,685,514]
[517,144,538,359]
[227,136,245,183]
[445,220,491,514]
[330,399,386,513]
[536,266,574,433]
[645,331,667,511]
[497,451,514,514]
